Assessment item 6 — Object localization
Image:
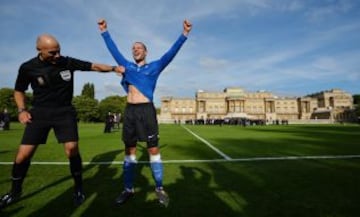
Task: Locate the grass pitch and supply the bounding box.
[0,123,360,217]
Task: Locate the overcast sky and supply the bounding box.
[1,0,359,106]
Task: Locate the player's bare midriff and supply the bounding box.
[127,85,150,104]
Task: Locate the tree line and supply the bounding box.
[354,94,360,119]
[1,84,358,122]
[0,83,127,122]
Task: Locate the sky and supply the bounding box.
[0,0,359,106]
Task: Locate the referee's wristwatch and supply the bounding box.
[18,108,27,114]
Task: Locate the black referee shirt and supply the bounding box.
[15,55,92,107]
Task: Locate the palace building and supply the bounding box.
[158,87,355,124]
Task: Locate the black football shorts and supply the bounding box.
[21,106,78,145]
[122,103,159,148]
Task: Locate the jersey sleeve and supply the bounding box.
[65,57,92,71]
[101,31,130,66]
[157,34,187,71]
[14,64,31,92]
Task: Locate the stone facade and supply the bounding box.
[158,87,355,124]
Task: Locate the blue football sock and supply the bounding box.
[150,161,163,188]
[123,159,136,190]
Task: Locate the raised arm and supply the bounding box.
[97,19,129,66]
[158,19,192,71]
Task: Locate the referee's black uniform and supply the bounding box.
[4,55,93,208]
[15,56,92,144]
[0,33,121,210]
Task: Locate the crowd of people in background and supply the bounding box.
[183,118,288,126]
[0,109,10,131]
[104,112,121,133]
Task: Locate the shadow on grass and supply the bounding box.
[0,150,12,155]
[82,144,238,217]
[95,146,239,217]
[13,149,122,217]
[6,145,240,217]
[208,159,360,217]
[4,124,359,217]
[210,125,360,158]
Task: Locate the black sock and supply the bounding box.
[69,154,83,192]
[11,160,31,194]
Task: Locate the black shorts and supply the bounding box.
[122,102,159,148]
[21,106,78,145]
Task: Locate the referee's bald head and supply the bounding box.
[36,34,60,51]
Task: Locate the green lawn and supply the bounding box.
[1,123,360,217]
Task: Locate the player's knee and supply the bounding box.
[146,136,159,148]
[64,142,79,157]
[65,147,79,158]
[124,140,137,148]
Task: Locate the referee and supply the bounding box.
[0,33,124,210]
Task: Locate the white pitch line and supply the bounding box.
[0,155,360,165]
[181,125,232,160]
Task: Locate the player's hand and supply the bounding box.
[183,19,192,36]
[18,111,32,124]
[114,65,125,75]
[97,19,107,32]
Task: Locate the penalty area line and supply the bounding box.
[0,154,360,165]
[181,125,232,160]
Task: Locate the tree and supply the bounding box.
[98,95,127,121]
[0,87,32,121]
[81,83,95,99]
[356,107,360,120]
[353,94,360,105]
[72,95,99,122]
[0,88,14,110]
[353,94,360,119]
[156,107,161,114]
